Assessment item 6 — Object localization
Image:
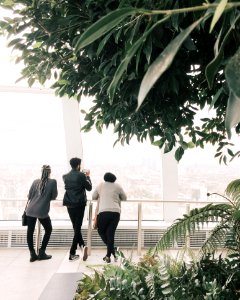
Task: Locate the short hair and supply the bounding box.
[70,157,81,169]
[104,172,116,183]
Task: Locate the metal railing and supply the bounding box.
[0,197,227,255]
[86,199,226,255]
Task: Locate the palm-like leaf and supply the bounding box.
[152,179,240,256]
[225,179,240,208]
[199,222,231,256]
[153,203,232,254]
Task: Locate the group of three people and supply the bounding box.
[25,157,127,263]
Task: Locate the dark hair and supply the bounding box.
[70,157,81,169]
[38,165,51,194]
[104,172,117,183]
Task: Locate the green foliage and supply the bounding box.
[172,253,240,299]
[0,1,240,161]
[137,16,204,109]
[74,251,240,299]
[75,253,173,300]
[75,7,145,51]
[225,48,240,138]
[72,179,240,299]
[153,179,240,256]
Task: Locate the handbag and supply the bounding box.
[22,199,30,226]
[22,211,27,226]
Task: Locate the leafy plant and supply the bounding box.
[74,252,175,300]
[152,179,240,257]
[0,1,240,162]
[172,253,240,299]
[74,250,240,299]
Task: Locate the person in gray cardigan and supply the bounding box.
[92,172,127,263]
[26,165,58,262]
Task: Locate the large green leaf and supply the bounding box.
[175,146,184,161]
[74,7,144,52]
[209,87,223,110]
[225,48,240,98]
[225,91,240,139]
[137,17,204,109]
[210,0,228,33]
[225,48,240,138]
[205,14,240,89]
[225,179,240,206]
[107,16,170,102]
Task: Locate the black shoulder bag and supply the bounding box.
[22,199,30,226]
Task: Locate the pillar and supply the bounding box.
[62,97,83,166]
[161,150,179,222]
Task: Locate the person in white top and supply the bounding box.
[92,172,127,263]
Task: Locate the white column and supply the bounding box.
[62,97,83,165]
[161,150,179,222]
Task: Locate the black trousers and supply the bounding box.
[67,206,86,255]
[97,211,120,257]
[27,216,52,252]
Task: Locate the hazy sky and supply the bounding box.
[0,33,162,169]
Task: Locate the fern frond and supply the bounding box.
[225,179,240,207]
[146,270,157,300]
[158,259,173,297]
[199,222,230,257]
[152,203,231,254]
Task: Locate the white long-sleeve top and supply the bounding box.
[92,181,127,214]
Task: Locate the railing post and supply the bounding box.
[36,220,41,254]
[185,203,190,248]
[137,202,142,256]
[87,202,93,255]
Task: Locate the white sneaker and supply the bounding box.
[82,246,88,261]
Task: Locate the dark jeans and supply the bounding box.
[97,212,120,257]
[67,206,86,255]
[27,216,52,252]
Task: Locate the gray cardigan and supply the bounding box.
[92,181,127,214]
[26,178,58,219]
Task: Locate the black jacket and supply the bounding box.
[63,170,92,207]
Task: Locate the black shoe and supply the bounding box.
[103,256,111,263]
[38,249,52,260]
[69,254,80,261]
[30,250,38,262]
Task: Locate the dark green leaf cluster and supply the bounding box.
[74,252,240,300]
[0,0,240,161]
[172,253,240,299]
[75,254,169,299]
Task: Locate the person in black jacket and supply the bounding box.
[63,157,92,261]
